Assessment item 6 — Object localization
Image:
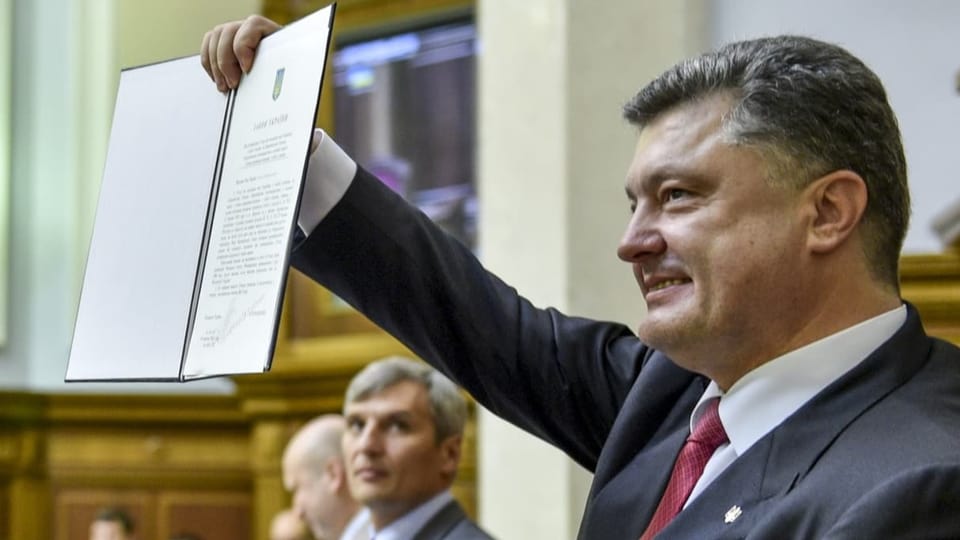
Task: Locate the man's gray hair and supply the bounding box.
[345,356,468,443]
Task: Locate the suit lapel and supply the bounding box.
[654,435,775,539]
[658,304,933,539]
[591,351,704,487]
[580,352,705,538]
[412,500,466,540]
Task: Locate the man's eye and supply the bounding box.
[663,188,688,202]
[347,419,364,432]
[388,420,409,433]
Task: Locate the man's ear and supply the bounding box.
[325,456,345,492]
[439,435,463,476]
[803,170,868,254]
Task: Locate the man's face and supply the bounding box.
[282,450,336,539]
[619,95,810,386]
[343,380,460,527]
[89,520,129,540]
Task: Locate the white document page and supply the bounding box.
[182,6,333,378]
[66,56,226,380]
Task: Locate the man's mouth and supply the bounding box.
[648,278,689,292]
[355,467,387,481]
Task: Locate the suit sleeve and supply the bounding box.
[822,463,960,539]
[291,167,652,470]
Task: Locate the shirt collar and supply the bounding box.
[691,304,906,456]
[340,508,371,540]
[371,491,454,540]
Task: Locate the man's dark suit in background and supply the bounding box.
[416,500,492,540]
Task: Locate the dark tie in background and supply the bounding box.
[640,398,728,540]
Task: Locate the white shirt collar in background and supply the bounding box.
[371,490,454,540]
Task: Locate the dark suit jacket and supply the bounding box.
[415,500,495,540]
[293,168,960,539]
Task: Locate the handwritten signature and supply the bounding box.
[212,293,267,346]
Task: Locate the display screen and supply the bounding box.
[333,20,478,249]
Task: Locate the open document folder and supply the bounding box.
[66,5,335,382]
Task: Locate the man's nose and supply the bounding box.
[617,209,666,263]
[354,424,384,454]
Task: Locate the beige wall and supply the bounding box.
[476,0,706,537]
[115,2,261,69]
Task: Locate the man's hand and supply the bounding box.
[200,15,281,92]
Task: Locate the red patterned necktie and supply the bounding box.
[639,398,728,540]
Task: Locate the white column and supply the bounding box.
[0,0,10,348]
[476,1,706,537]
[8,0,81,389]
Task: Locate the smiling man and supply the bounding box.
[203,18,960,539]
[342,357,493,540]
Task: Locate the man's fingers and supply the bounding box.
[202,27,225,89]
[234,15,282,74]
[215,23,243,89]
[200,16,281,92]
[206,26,227,91]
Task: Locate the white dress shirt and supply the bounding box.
[298,129,355,234]
[340,508,372,540]
[370,491,455,540]
[684,305,907,506]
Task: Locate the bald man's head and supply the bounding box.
[283,415,346,478]
[281,415,359,540]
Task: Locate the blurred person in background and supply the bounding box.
[89,506,134,540]
[283,415,370,540]
[270,507,314,540]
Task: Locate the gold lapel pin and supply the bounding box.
[724,505,742,524]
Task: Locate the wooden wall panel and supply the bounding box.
[0,393,47,539]
[0,371,479,540]
[901,252,960,345]
[47,428,249,485]
[160,490,251,540]
[54,490,152,540]
[0,483,7,540]
[39,395,251,540]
